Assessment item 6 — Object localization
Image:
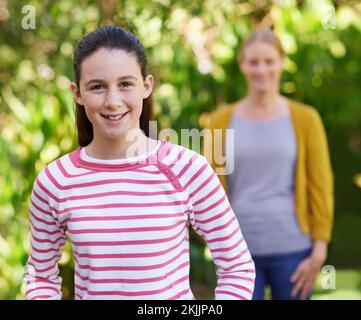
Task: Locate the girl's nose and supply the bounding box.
[104,87,122,109]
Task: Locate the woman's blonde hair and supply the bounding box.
[238,28,285,61]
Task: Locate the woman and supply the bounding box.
[23,25,255,300]
[203,28,333,300]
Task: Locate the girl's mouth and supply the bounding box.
[100,111,129,123]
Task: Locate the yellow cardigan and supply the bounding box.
[202,99,334,242]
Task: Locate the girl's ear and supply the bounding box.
[70,82,84,106]
[143,74,154,99]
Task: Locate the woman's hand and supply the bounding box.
[290,240,328,300]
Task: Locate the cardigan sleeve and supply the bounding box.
[305,108,334,242]
[200,108,231,193]
[186,154,255,300]
[23,172,67,300]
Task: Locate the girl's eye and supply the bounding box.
[120,82,132,88]
[91,84,104,90]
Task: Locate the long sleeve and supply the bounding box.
[23,173,67,300]
[305,108,334,242]
[185,154,255,300]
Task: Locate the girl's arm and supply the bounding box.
[187,155,255,300]
[23,175,67,300]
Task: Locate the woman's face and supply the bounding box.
[71,48,153,143]
[240,41,284,94]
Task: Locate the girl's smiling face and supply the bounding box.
[71,48,153,143]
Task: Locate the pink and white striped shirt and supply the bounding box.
[24,139,255,300]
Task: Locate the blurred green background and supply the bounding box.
[0,0,361,300]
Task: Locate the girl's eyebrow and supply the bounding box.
[85,75,138,86]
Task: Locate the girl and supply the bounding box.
[23,25,255,300]
[204,29,333,300]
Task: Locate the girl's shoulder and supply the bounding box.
[33,147,80,187]
[161,140,208,168]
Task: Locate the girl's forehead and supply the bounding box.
[80,48,141,78]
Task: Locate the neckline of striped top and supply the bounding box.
[69,139,168,172]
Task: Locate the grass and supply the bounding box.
[312,269,361,300]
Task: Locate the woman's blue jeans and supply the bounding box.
[252,248,312,300]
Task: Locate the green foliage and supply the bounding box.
[1,0,361,299]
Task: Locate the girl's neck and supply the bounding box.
[85,131,157,160]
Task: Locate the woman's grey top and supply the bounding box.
[226,113,311,256]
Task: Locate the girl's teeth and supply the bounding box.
[108,115,122,120]
[104,113,126,120]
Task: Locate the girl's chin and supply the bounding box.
[101,126,142,141]
[100,127,128,139]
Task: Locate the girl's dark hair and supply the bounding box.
[73,25,153,146]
